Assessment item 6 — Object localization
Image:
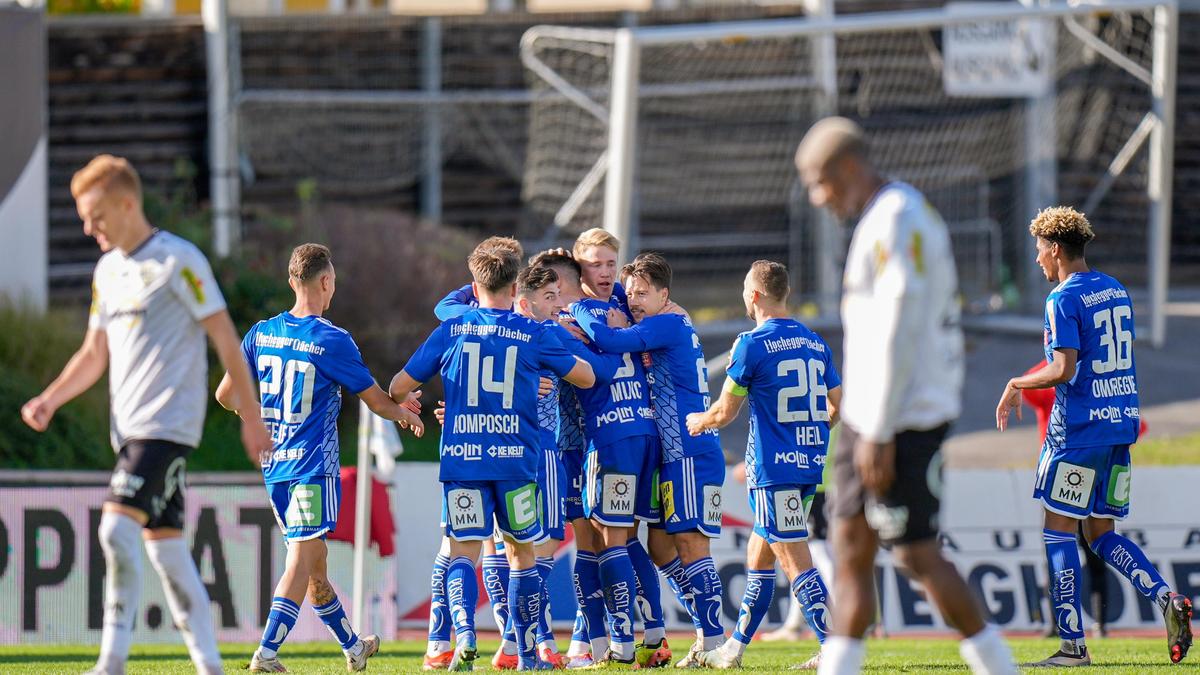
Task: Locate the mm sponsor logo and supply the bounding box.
[602,474,636,516]
[773,489,807,533]
[442,443,483,461]
[447,488,484,529]
[1050,462,1096,509]
[703,485,722,527]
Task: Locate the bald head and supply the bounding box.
[795,116,867,175]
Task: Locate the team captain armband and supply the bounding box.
[724,378,748,397]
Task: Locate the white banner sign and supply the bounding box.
[943,2,1054,97]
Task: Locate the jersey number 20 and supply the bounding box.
[257,355,315,424]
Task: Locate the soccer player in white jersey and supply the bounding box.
[995,207,1192,666]
[215,243,424,672]
[20,155,272,675]
[686,261,842,670]
[795,118,1017,675]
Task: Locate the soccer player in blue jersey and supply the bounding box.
[215,244,424,673]
[573,252,728,668]
[686,260,841,670]
[996,207,1193,666]
[390,242,596,671]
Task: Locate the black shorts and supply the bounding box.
[831,423,948,545]
[105,439,192,530]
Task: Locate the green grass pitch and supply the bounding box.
[0,637,1194,673]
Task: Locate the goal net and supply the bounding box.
[521,2,1176,331]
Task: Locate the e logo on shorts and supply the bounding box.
[703,485,723,528]
[447,488,485,530]
[602,473,636,516]
[506,483,539,531]
[774,489,807,533]
[286,484,322,527]
[1107,465,1130,508]
[1051,462,1096,509]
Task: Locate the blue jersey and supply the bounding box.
[438,281,632,322]
[571,298,657,448]
[403,308,579,482]
[1043,271,1140,450]
[726,319,841,488]
[574,309,721,462]
[241,312,376,484]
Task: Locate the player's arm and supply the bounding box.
[389,323,446,405]
[388,370,424,403]
[20,328,108,432]
[995,348,1078,431]
[359,385,424,438]
[572,304,672,353]
[826,384,843,428]
[852,220,925,494]
[434,283,477,321]
[686,383,745,436]
[539,325,595,389]
[203,311,273,465]
[562,357,595,389]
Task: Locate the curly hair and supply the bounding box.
[1029,206,1095,259]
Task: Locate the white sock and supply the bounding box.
[723,637,747,658]
[1061,637,1086,656]
[567,639,590,657]
[612,640,635,661]
[589,636,609,659]
[144,537,222,672]
[701,635,723,651]
[501,639,519,656]
[817,636,865,675]
[347,639,364,657]
[97,512,143,674]
[537,639,559,653]
[427,640,451,657]
[960,624,1017,675]
[644,626,666,645]
[782,584,807,631]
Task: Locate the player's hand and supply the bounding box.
[539,377,553,397]
[558,316,589,344]
[400,408,425,438]
[546,247,574,259]
[434,400,446,426]
[662,300,691,321]
[401,389,423,415]
[685,412,707,436]
[855,439,896,495]
[240,415,274,467]
[732,461,748,484]
[20,395,56,432]
[995,380,1023,431]
[606,308,630,328]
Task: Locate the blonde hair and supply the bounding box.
[573,228,620,258]
[1029,206,1095,259]
[70,154,142,200]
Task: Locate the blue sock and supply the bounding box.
[626,538,666,642]
[570,608,588,647]
[598,547,639,659]
[259,596,300,658]
[731,569,775,645]
[575,551,608,644]
[685,557,724,641]
[511,567,542,667]
[1091,530,1171,610]
[535,556,557,648]
[428,553,452,646]
[313,595,359,651]
[1044,529,1086,646]
[658,556,702,632]
[792,567,831,644]
[446,556,479,647]
[482,553,515,642]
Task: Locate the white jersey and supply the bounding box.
[839,182,964,442]
[88,230,226,450]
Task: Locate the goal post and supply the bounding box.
[521,0,1178,346]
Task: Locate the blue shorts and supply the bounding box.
[582,435,662,527]
[563,449,586,522]
[267,475,341,541]
[748,484,818,543]
[442,479,545,544]
[538,448,567,541]
[660,448,726,538]
[1033,444,1131,520]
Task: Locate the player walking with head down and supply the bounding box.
[995,206,1192,666]
[391,241,596,671]
[794,118,1017,675]
[216,243,424,672]
[686,260,841,670]
[21,155,272,675]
